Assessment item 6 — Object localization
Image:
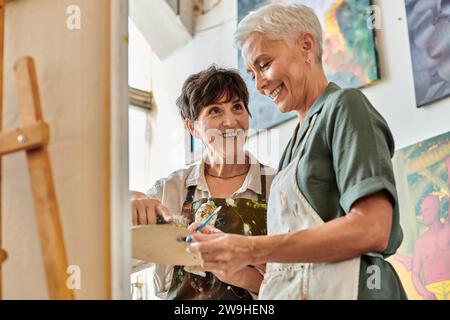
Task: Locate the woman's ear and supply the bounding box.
[297,32,315,61]
[185,119,200,139]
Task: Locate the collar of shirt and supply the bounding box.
[306,82,340,119]
[184,151,263,197]
[284,82,340,166]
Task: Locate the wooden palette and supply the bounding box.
[132,224,200,266]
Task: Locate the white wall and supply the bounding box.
[145,0,450,188]
[128,19,153,192]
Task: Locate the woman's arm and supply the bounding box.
[189,191,393,277]
[223,267,263,294]
[193,266,263,294]
[252,190,393,264]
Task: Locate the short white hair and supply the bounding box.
[235,3,323,63]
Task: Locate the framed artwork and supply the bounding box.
[237,0,380,133]
[405,0,450,107]
[390,131,450,300]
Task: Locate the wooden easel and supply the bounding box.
[0,0,73,299]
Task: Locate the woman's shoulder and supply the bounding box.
[321,85,382,125]
[166,163,199,182]
[324,86,369,112]
[147,164,199,195]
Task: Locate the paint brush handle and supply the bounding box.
[186,206,222,243]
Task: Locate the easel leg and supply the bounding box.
[15,57,74,300]
[0,0,6,301]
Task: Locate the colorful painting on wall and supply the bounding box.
[405,0,450,107]
[237,0,380,133]
[390,131,450,300]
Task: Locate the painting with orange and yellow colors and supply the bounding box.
[390,131,450,300]
[237,0,380,132]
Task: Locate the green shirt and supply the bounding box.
[279,82,406,299]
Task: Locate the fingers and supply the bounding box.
[131,197,160,225]
[156,204,173,223]
[188,235,225,255]
[137,202,148,225]
[201,251,231,262]
[188,223,222,234]
[130,196,176,226]
[130,199,148,225]
[132,207,138,226]
[146,204,156,224]
[192,231,224,242]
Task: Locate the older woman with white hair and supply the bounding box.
[188,3,407,300]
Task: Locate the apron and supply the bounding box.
[167,164,268,300]
[259,113,380,300]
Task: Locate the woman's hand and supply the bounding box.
[187,222,262,293]
[187,221,223,235]
[187,230,255,278]
[130,191,172,225]
[187,222,230,281]
[190,263,263,293]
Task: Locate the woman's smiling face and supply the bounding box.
[189,94,249,161]
[243,32,312,114]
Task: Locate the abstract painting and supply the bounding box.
[405,0,450,107]
[389,131,450,300]
[237,0,380,133]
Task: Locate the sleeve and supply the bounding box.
[327,89,398,213]
[146,179,164,200]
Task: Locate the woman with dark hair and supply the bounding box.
[131,65,274,300]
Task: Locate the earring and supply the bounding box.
[306,58,311,64]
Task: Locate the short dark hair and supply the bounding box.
[176,65,250,121]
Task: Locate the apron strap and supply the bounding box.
[258,163,267,202]
[184,185,196,205]
[288,123,301,163]
[180,185,196,222]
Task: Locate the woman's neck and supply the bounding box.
[205,152,250,177]
[297,69,328,126]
